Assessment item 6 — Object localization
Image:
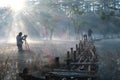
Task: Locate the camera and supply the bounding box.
[24,35,27,38]
[23,35,27,40]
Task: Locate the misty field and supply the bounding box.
[95,39,120,80]
[0,39,120,80]
[0,40,78,80]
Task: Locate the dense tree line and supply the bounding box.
[26,0,120,39]
[0,0,120,40]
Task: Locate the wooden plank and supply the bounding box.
[71,62,98,65]
[53,69,96,73]
[49,71,98,78]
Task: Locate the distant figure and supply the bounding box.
[88,29,93,42]
[83,34,87,41]
[83,34,88,46]
[16,32,26,52]
[19,68,45,80]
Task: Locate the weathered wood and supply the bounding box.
[76,44,79,54]
[73,51,76,62]
[67,51,70,59]
[54,57,60,68]
[71,62,98,65]
[48,71,98,78]
[53,69,96,73]
[46,40,98,80]
[70,48,74,60]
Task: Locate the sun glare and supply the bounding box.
[0,0,26,12]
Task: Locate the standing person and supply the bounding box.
[83,34,88,46]
[16,32,24,52]
[88,29,93,42]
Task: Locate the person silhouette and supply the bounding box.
[88,29,93,42]
[16,32,27,52]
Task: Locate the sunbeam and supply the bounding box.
[0,0,26,12]
[8,14,28,43]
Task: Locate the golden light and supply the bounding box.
[0,0,26,12]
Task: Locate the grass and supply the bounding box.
[0,40,119,80]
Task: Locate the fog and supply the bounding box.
[0,0,120,43]
[0,0,120,80]
[95,39,120,80]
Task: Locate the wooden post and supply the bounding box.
[67,51,70,59]
[54,57,60,68]
[70,48,73,61]
[76,44,78,54]
[88,65,92,80]
[78,42,81,54]
[79,40,83,52]
[66,51,71,70]
[73,51,76,62]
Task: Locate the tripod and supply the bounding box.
[24,39,30,51]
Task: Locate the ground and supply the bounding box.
[0,39,120,80]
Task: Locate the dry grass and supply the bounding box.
[0,40,119,80]
[0,41,77,80]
